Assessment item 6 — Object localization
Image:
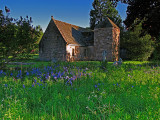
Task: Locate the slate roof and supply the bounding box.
[52,17,89,46]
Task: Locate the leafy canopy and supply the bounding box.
[90,0,122,29]
[111,0,160,38]
[0,9,42,69]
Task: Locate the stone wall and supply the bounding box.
[66,45,94,61]
[94,28,113,61]
[94,27,120,61]
[39,19,66,61]
[39,19,120,62]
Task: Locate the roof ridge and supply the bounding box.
[51,17,82,45]
[107,17,119,29]
[51,17,83,29]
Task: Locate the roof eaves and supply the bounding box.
[107,17,119,29]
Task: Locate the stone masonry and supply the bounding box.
[39,19,66,61]
[39,16,120,62]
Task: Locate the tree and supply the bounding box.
[0,9,42,69]
[90,0,122,29]
[111,0,160,38]
[34,25,43,54]
[121,21,154,61]
[15,16,42,58]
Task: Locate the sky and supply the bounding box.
[0,0,128,32]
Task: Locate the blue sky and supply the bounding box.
[0,0,127,32]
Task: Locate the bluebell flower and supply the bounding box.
[34,79,37,83]
[45,75,49,79]
[69,80,72,86]
[10,73,13,76]
[17,74,20,78]
[72,76,76,81]
[70,77,73,81]
[117,83,118,86]
[98,83,101,85]
[23,84,25,88]
[132,86,134,88]
[32,84,34,87]
[51,71,53,75]
[97,88,100,91]
[26,72,29,76]
[95,85,97,88]
[113,84,115,86]
[61,72,64,76]
[0,70,3,74]
[5,84,8,87]
[57,72,61,78]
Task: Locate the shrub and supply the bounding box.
[121,22,154,61]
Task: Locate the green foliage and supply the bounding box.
[100,60,108,71]
[151,34,160,61]
[0,9,43,69]
[90,0,122,29]
[121,22,154,61]
[111,0,160,38]
[34,25,43,54]
[0,61,160,119]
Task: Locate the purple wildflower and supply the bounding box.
[34,79,37,83]
[26,72,29,76]
[10,73,13,76]
[5,84,8,87]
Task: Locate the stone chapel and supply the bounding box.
[39,16,120,61]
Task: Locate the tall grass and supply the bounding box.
[0,61,160,119]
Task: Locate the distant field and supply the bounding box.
[0,60,160,119]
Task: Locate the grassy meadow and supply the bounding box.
[0,60,160,119]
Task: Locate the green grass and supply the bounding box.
[0,60,160,119]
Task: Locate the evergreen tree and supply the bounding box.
[121,21,154,61]
[90,0,122,29]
